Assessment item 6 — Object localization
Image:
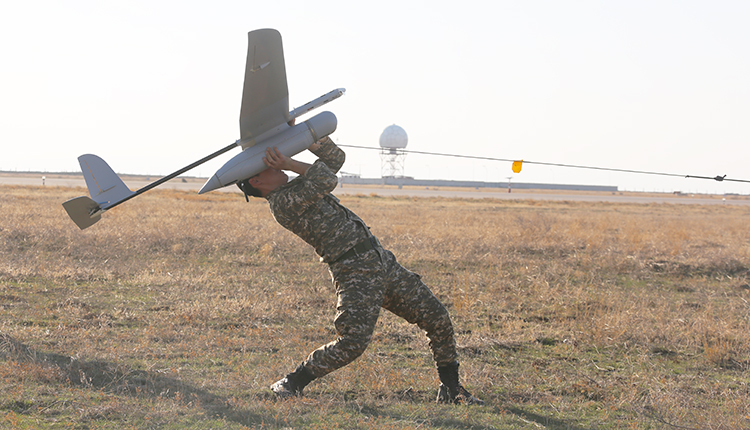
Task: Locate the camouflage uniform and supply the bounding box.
[266,139,458,379]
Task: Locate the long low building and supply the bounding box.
[340,176,618,192]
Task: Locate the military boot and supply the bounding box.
[436,361,485,405]
[270,363,316,399]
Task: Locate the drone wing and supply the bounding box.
[239,28,290,148]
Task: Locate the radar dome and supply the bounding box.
[379,125,408,149]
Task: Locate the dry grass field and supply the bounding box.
[1,184,749,429]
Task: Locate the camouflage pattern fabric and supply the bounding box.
[266,139,371,264]
[301,246,458,378]
[265,139,458,378]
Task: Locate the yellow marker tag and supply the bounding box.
[512,160,523,173]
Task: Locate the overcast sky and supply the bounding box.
[2,1,749,194]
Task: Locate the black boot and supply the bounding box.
[270,363,316,399]
[436,361,484,405]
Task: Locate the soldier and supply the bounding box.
[237,136,483,405]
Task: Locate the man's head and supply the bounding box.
[237,168,289,199]
[237,177,262,199]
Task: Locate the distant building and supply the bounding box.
[340,176,618,192]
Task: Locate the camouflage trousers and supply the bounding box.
[301,243,458,378]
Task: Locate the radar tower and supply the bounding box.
[379,124,408,178]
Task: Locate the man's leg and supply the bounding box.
[379,250,457,365]
[271,249,386,397]
[379,250,484,405]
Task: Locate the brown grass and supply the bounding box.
[1,184,749,429]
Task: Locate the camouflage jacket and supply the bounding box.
[265,139,372,263]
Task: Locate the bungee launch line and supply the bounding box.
[338,145,750,184]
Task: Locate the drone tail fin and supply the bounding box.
[62,196,102,230]
[62,154,134,230]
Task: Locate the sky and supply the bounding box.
[1,0,749,194]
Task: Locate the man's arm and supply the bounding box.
[263,140,339,216]
[262,147,312,175]
[308,137,345,173]
[262,134,333,175]
[308,140,323,153]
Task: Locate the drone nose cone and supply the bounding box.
[199,175,222,194]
